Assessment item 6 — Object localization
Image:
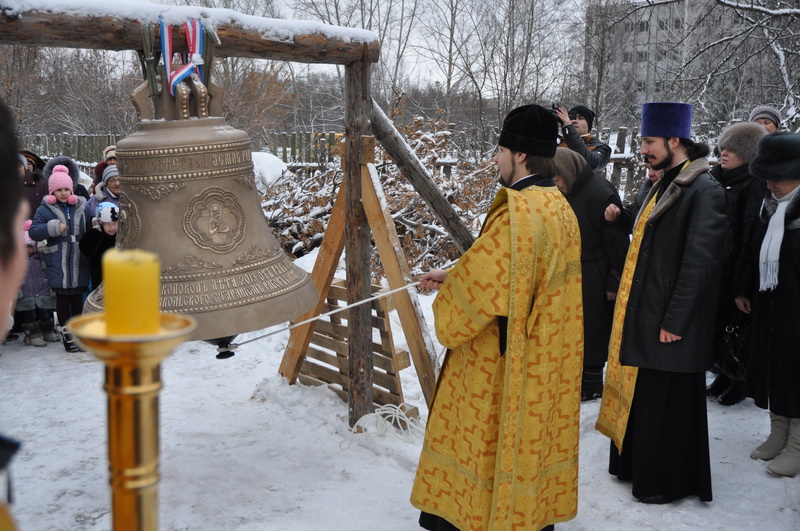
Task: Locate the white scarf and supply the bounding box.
[759,183,800,291]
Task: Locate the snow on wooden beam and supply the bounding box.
[0,0,380,64]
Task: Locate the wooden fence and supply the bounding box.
[20,122,766,200]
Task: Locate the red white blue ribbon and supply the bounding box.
[159,16,205,96]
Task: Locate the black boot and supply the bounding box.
[706,372,731,397]
[60,327,81,353]
[718,379,746,406]
[581,366,604,402]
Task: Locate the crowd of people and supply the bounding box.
[1,91,798,529]
[4,131,119,353]
[413,100,799,530]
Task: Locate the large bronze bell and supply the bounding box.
[85,36,318,342]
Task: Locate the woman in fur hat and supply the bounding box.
[28,164,91,352]
[706,122,767,405]
[734,133,800,477]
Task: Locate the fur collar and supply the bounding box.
[636,158,710,224]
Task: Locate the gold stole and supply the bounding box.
[595,193,658,452]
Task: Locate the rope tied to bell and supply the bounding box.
[221,281,423,352]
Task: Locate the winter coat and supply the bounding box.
[558,128,612,176]
[43,156,90,200]
[738,190,800,417]
[618,158,728,373]
[709,164,767,338]
[86,181,120,218]
[28,198,91,290]
[17,248,56,312]
[79,228,116,288]
[564,163,630,366]
[23,169,48,218]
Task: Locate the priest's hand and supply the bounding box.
[420,269,447,291]
[735,296,751,314]
[659,329,682,343]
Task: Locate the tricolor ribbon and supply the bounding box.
[159,16,205,96]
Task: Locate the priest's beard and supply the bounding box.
[498,157,516,187]
[648,142,675,171]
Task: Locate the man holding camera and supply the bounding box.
[555,104,611,177]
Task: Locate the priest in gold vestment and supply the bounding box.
[411,105,583,531]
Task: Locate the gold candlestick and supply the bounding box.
[68,313,196,531]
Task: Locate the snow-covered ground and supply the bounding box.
[1,246,799,530]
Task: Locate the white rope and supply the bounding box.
[339,403,427,449]
[221,281,422,352]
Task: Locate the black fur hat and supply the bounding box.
[749,133,800,181]
[717,122,766,164]
[498,104,558,157]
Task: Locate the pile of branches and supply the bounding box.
[262,117,498,281]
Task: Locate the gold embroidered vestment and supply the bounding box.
[411,185,583,530]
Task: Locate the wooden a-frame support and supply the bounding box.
[279,136,439,410]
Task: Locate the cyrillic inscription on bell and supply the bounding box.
[85,32,318,342]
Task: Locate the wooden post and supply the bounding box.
[370,99,475,254]
[344,55,373,427]
[610,127,627,189]
[361,164,438,405]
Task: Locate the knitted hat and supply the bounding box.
[21,150,45,170]
[717,122,766,164]
[102,164,119,186]
[641,102,693,139]
[749,133,800,182]
[96,202,119,223]
[498,104,558,157]
[748,105,781,129]
[568,105,595,131]
[93,160,107,182]
[103,145,117,162]
[45,164,78,205]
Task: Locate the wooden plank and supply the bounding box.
[305,345,346,373]
[370,98,474,254]
[344,60,374,427]
[393,350,411,370]
[278,178,347,382]
[0,3,380,64]
[301,359,344,386]
[361,163,439,406]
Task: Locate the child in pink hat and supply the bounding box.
[28,164,91,352]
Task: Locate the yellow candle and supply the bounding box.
[103,248,161,335]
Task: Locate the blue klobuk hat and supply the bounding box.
[641,102,693,139]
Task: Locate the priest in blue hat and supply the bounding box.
[596,102,728,504]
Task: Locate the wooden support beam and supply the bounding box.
[0,1,380,64]
[361,164,438,406]
[370,99,475,254]
[344,58,373,428]
[278,180,347,382]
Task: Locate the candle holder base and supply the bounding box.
[65,312,196,531]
